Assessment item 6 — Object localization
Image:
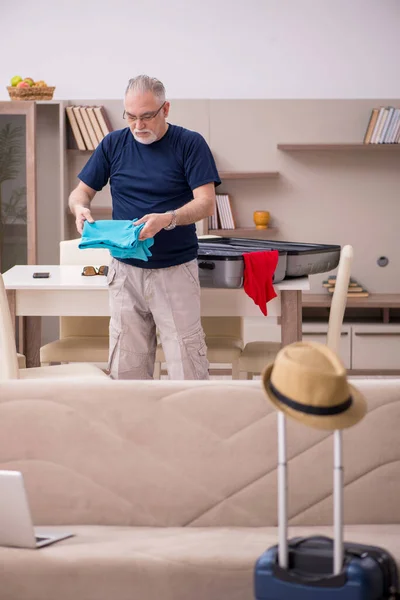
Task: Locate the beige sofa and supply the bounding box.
[0,377,400,600]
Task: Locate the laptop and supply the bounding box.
[0,470,74,549]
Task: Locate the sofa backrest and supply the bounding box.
[0,378,399,528]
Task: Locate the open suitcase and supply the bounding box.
[197,238,341,287]
[254,414,400,599]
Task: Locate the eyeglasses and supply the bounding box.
[81,265,109,277]
[122,102,166,123]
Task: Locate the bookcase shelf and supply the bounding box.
[64,159,280,178]
[278,143,400,151]
[209,228,277,237]
[219,171,279,179]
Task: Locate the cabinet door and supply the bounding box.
[352,324,400,370]
[302,323,351,369]
[0,102,37,269]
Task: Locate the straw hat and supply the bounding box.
[262,341,367,430]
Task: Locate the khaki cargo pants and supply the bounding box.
[107,258,209,380]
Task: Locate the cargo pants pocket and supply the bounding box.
[181,328,209,380]
[181,259,200,288]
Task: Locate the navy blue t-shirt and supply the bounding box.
[78,124,221,268]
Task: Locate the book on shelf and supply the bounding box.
[86,106,104,144]
[364,106,400,144]
[215,194,235,229]
[80,106,98,149]
[208,199,219,230]
[93,106,113,137]
[66,105,113,150]
[323,276,369,297]
[72,106,94,150]
[65,106,86,151]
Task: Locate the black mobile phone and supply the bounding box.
[33,272,50,278]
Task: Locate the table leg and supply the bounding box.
[24,317,41,368]
[6,289,16,334]
[281,290,302,346]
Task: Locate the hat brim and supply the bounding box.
[261,363,367,431]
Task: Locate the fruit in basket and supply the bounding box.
[16,81,30,88]
[33,80,48,87]
[23,77,34,86]
[10,75,23,87]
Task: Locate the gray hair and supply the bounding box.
[125,75,166,102]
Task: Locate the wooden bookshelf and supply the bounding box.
[278,143,400,151]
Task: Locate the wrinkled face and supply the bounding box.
[124,91,170,144]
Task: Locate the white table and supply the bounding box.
[3,265,310,367]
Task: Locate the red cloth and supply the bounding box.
[243,250,279,316]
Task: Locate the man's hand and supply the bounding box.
[134,213,173,240]
[73,206,94,235]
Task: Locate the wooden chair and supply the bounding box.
[40,239,110,366]
[0,272,108,380]
[239,245,354,378]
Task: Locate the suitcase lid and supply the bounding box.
[197,241,287,261]
[199,237,340,255]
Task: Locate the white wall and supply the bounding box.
[1,0,400,100]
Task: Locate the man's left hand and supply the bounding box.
[134,213,172,240]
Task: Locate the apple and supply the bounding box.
[16,81,30,88]
[10,75,23,87]
[23,77,34,86]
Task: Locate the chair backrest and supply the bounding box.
[326,245,353,354]
[59,239,111,338]
[201,316,244,340]
[0,274,20,380]
[60,238,111,266]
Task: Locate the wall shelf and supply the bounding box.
[67,206,111,219]
[278,143,400,151]
[302,293,400,327]
[64,160,280,178]
[302,293,400,308]
[209,228,277,237]
[219,171,279,179]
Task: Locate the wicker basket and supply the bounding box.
[7,86,55,101]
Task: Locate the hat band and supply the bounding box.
[269,381,353,416]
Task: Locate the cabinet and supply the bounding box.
[303,294,400,374]
[352,324,400,370]
[0,101,37,269]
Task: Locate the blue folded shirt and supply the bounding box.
[79,220,154,261]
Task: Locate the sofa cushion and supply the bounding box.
[1,379,400,527]
[1,525,400,600]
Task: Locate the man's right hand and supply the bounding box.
[74,206,94,235]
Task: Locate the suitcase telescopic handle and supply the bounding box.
[277,246,353,576]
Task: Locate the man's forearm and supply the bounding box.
[68,188,92,215]
[174,196,215,226]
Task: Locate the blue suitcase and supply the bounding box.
[254,413,399,599]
